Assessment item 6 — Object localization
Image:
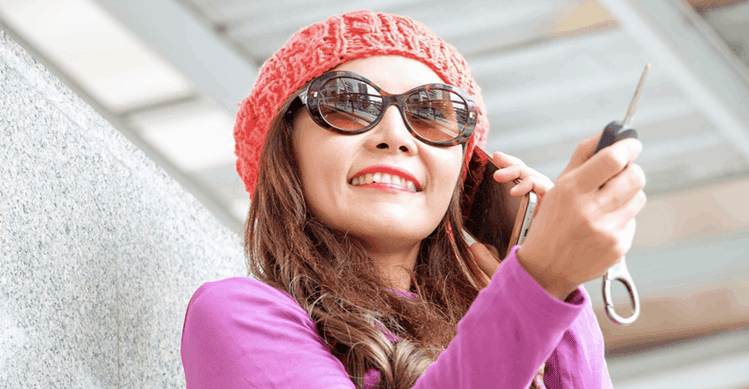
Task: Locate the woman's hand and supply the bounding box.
[491,151,554,204]
[516,132,647,301]
[468,152,554,279]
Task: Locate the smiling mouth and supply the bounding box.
[350,172,421,192]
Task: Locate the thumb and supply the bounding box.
[560,131,603,177]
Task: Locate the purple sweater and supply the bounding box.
[181,246,611,388]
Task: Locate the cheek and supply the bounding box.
[431,147,464,194]
[295,140,338,201]
[292,122,353,222]
[423,147,464,221]
[294,117,335,179]
[293,122,326,207]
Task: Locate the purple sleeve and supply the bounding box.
[543,285,612,389]
[412,245,596,388]
[181,245,609,388]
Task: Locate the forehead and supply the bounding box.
[332,55,446,94]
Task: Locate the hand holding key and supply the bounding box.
[515,135,646,301]
[595,64,651,324]
[515,66,650,307]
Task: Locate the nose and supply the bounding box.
[364,105,418,155]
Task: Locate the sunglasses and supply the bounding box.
[285,71,478,147]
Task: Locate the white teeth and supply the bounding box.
[351,172,419,192]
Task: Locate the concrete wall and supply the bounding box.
[0,29,246,388]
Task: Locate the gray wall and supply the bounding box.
[0,29,246,388]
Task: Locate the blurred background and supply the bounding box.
[1,0,747,387]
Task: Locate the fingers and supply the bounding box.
[621,218,637,254]
[469,241,501,278]
[575,138,643,192]
[494,165,526,182]
[609,189,647,230]
[510,132,647,292]
[510,175,550,197]
[590,189,643,261]
[585,162,646,257]
[560,131,603,177]
[491,152,554,197]
[493,164,525,183]
[597,163,646,212]
[600,218,638,261]
[491,151,524,169]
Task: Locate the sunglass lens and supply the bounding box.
[405,89,469,143]
[318,78,382,131]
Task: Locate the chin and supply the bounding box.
[350,220,436,245]
[313,204,444,245]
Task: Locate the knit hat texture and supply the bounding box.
[234,9,489,197]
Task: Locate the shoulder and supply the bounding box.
[181,277,353,388]
[184,277,314,331]
[188,276,299,311]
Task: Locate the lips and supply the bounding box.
[349,165,422,192]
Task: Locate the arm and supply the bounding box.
[474,135,641,388]
[543,285,613,389]
[412,245,586,388]
[181,247,593,389]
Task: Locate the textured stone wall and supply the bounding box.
[0,29,246,388]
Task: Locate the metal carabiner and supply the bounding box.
[595,65,650,326]
[602,257,640,325]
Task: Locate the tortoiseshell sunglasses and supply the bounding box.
[285,71,478,147]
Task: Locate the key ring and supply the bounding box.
[602,257,640,325]
[595,64,650,325]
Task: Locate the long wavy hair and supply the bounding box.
[245,96,544,388]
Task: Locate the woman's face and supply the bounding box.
[291,56,464,250]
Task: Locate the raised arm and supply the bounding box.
[411,245,588,388]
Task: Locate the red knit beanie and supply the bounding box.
[234,9,489,197]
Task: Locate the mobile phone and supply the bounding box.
[461,147,537,260]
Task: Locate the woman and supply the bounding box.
[181,10,645,389]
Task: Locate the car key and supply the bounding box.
[594,64,650,325]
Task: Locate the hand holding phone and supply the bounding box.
[462,148,549,262]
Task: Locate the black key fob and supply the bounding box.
[593,121,639,155]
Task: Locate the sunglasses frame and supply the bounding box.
[285,71,478,147]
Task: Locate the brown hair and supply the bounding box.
[244,99,543,388]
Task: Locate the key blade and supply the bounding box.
[622,64,651,128]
